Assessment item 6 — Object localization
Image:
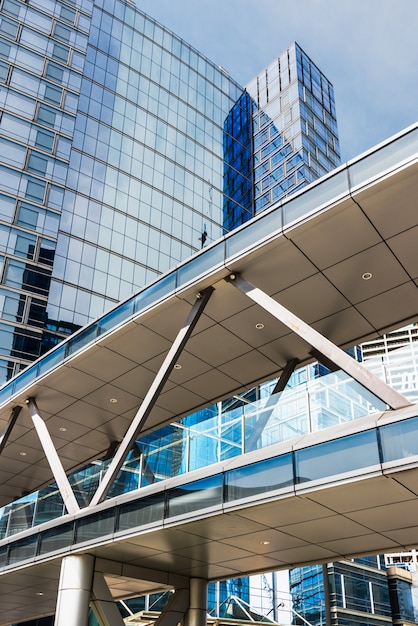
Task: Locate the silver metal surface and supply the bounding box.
[184,578,208,626]
[91,571,126,626]
[26,398,79,515]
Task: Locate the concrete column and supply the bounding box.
[184,578,207,626]
[55,554,94,626]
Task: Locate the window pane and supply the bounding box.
[118,493,165,531]
[39,523,74,555]
[380,416,418,462]
[167,475,223,518]
[75,510,115,543]
[8,534,38,564]
[295,430,379,483]
[225,453,293,501]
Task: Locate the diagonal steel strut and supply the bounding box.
[226,273,411,410]
[0,406,21,455]
[90,287,214,506]
[246,358,299,452]
[26,398,80,514]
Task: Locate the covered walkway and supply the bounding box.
[0,125,418,624]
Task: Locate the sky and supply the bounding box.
[137,0,418,162]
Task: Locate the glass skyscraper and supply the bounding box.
[223,42,340,231]
[0,0,254,382]
[0,1,341,384]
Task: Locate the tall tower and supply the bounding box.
[0,0,249,382]
[223,42,340,231]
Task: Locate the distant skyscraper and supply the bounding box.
[223,42,340,231]
[289,556,418,626]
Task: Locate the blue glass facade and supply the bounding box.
[0,0,90,379]
[0,0,248,382]
[222,43,340,231]
[290,558,415,626]
[0,4,340,386]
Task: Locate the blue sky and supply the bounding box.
[138,0,418,161]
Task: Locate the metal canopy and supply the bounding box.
[0,132,417,506]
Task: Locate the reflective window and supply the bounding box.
[37,104,56,127]
[0,545,7,567]
[225,454,293,501]
[8,534,38,564]
[61,6,76,24]
[27,153,48,176]
[39,523,74,555]
[35,130,54,152]
[44,84,62,105]
[295,430,380,484]
[0,16,18,39]
[118,493,165,530]
[75,509,115,543]
[167,474,223,518]
[379,416,418,462]
[25,179,46,202]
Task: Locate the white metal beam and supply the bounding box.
[91,571,125,626]
[153,588,190,626]
[227,274,411,410]
[90,287,214,506]
[26,398,80,515]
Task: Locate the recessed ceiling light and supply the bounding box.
[260,540,270,545]
[36,592,44,596]
[362,272,373,280]
[174,364,182,369]
[19,451,27,456]
[109,398,118,403]
[255,323,264,330]
[59,427,67,432]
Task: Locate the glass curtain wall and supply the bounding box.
[0,0,250,383]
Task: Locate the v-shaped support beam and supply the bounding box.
[26,398,80,514]
[90,287,214,507]
[226,273,411,410]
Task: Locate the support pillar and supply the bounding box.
[26,398,80,514]
[184,578,207,626]
[55,554,94,626]
[322,563,332,626]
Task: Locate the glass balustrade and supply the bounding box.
[0,340,417,539]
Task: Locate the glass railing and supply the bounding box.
[1,339,418,539]
[2,411,418,571]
